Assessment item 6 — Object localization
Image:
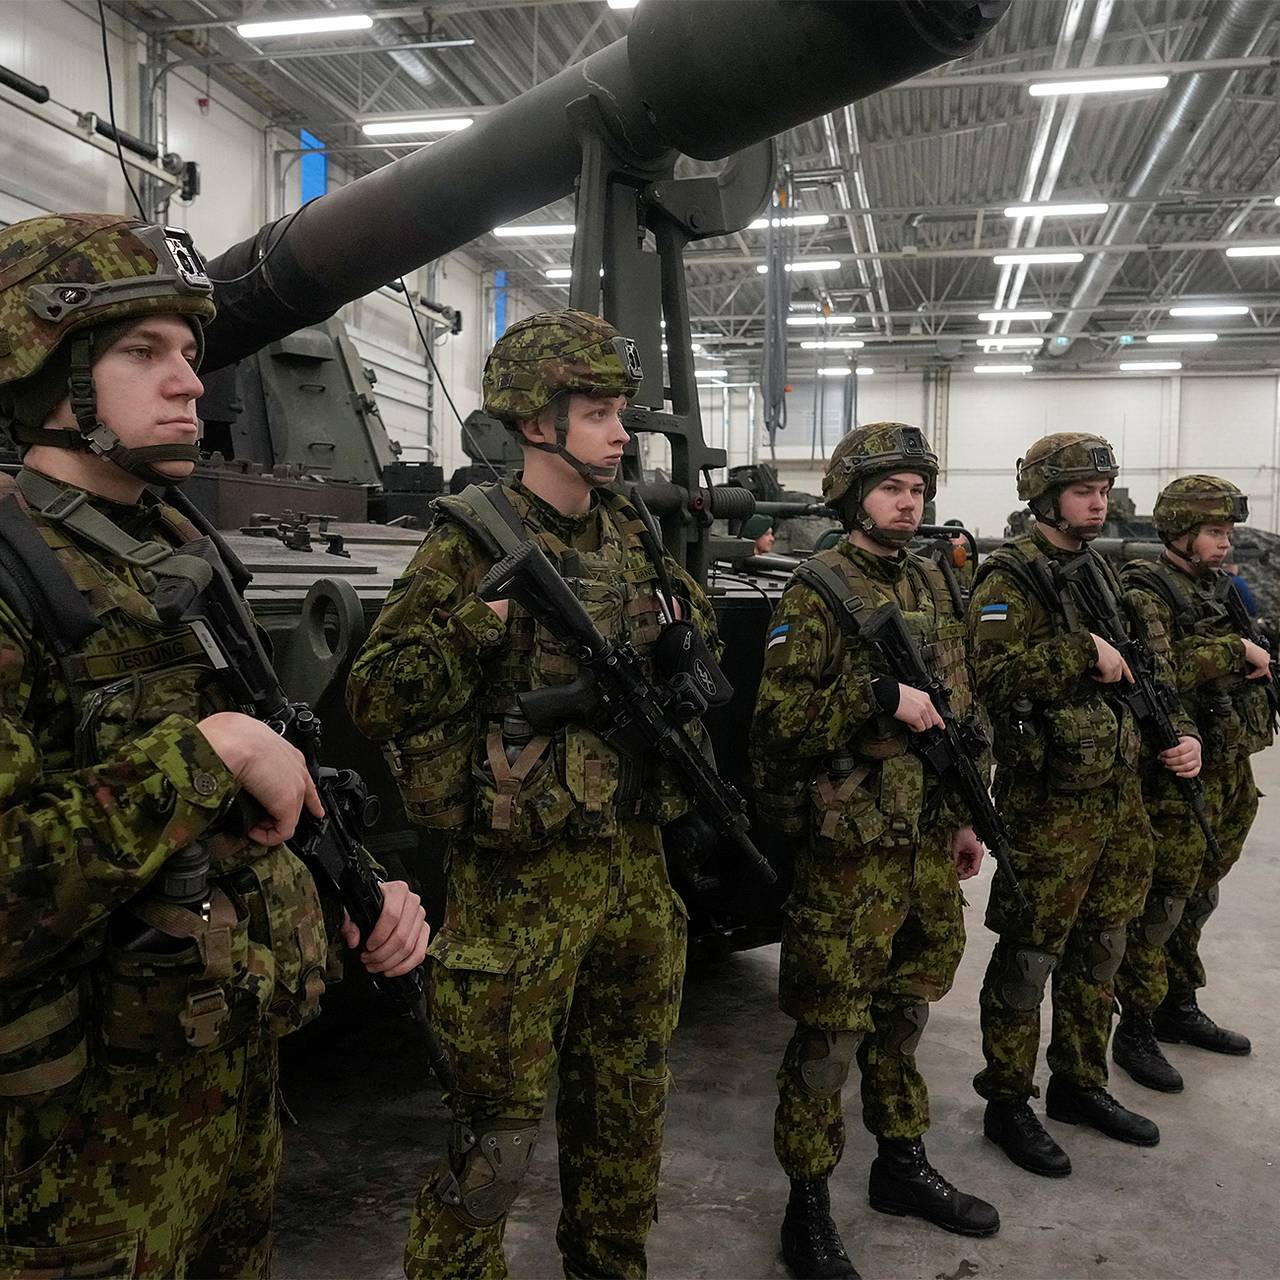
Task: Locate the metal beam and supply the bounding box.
[903,55,1279,89]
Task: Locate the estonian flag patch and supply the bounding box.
[979,603,1009,623]
[767,623,791,649]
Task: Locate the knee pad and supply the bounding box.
[993,944,1056,1012]
[881,1002,929,1057]
[1136,894,1186,947]
[1186,882,1220,930]
[1076,927,1127,982]
[435,1120,540,1226]
[794,1027,862,1098]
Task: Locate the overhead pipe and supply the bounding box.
[1048,0,1273,355]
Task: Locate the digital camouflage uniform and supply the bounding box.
[347,311,718,1280]
[1116,478,1270,1016]
[751,425,976,1177]
[968,436,1193,1103]
[0,216,328,1279]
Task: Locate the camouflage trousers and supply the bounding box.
[975,769,1155,1101]
[1117,757,1258,1013]
[774,821,965,1180]
[0,1034,280,1278]
[405,820,686,1280]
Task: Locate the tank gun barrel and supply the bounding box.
[202,0,1008,371]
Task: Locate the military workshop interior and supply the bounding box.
[1,0,1279,1278]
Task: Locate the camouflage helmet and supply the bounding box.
[822,421,938,505]
[482,308,642,425]
[1153,474,1248,543]
[1016,431,1118,504]
[0,214,216,390]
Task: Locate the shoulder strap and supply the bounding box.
[433,482,528,559]
[793,551,878,636]
[0,495,102,653]
[973,540,1059,615]
[1121,558,1182,619]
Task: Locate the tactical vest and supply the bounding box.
[975,536,1143,790]
[0,473,327,1106]
[388,482,700,848]
[753,544,975,845]
[1122,558,1273,760]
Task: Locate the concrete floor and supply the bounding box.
[274,748,1280,1280]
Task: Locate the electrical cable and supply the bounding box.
[708,565,776,606]
[205,203,307,285]
[97,0,146,220]
[400,276,501,481]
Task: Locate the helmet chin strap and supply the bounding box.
[525,397,616,488]
[1033,493,1101,543]
[1168,532,1208,573]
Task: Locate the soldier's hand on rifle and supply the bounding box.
[888,683,946,733]
[484,597,510,623]
[1089,633,1133,685]
[1242,637,1272,679]
[950,826,984,880]
[197,711,324,844]
[340,880,430,977]
[1160,734,1201,779]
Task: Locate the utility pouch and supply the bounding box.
[1235,678,1274,755]
[563,727,623,836]
[877,753,925,842]
[1042,699,1119,791]
[471,720,574,851]
[811,759,888,853]
[387,716,475,831]
[1199,684,1243,760]
[993,697,1045,772]
[96,887,254,1069]
[0,973,88,1106]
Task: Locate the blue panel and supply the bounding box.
[494,269,508,340]
[300,129,327,204]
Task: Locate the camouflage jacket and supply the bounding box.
[347,477,719,840]
[1121,556,1271,761]
[969,526,1196,791]
[750,538,974,843]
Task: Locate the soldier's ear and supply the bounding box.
[517,410,552,446]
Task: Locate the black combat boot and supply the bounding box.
[1153,993,1251,1055]
[780,1178,860,1279]
[868,1138,1000,1237]
[1113,1013,1184,1092]
[1044,1076,1159,1146]
[983,1099,1072,1177]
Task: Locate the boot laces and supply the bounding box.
[1125,1017,1163,1056]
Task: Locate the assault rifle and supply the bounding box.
[1217,574,1280,732]
[1052,553,1222,860]
[854,603,1029,912]
[149,536,456,1093]
[476,539,776,886]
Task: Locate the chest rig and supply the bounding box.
[433,483,689,847]
[1122,558,1273,759]
[0,470,326,1104]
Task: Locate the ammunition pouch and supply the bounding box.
[811,762,886,852]
[993,700,1046,773]
[751,751,812,836]
[435,1120,540,1226]
[1042,699,1122,790]
[993,943,1056,1012]
[1232,678,1273,756]
[471,720,575,851]
[1136,894,1186,948]
[880,1002,929,1057]
[793,1026,862,1098]
[1073,927,1127,983]
[1199,684,1243,761]
[1186,882,1219,930]
[387,717,474,831]
[0,973,88,1106]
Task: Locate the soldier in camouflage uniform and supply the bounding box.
[0,213,428,1279]
[751,423,999,1280]
[1111,476,1269,1092]
[968,433,1201,1179]
[347,309,719,1280]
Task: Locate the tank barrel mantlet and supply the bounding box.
[201,0,1009,371]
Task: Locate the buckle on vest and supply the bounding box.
[37,486,88,521]
[180,988,229,1049]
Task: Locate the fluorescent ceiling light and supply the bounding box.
[1167,304,1249,317]
[978,309,1053,321]
[607,0,639,8]
[977,336,1044,349]
[786,314,857,327]
[694,369,728,379]
[238,14,372,38]
[1004,202,1109,218]
[819,367,852,377]
[1225,244,1280,258]
[855,367,875,376]
[1121,360,1182,371]
[363,117,472,136]
[800,339,865,350]
[747,213,832,230]
[1145,332,1218,344]
[544,267,572,280]
[974,364,1032,374]
[757,260,842,274]
[992,251,1084,265]
[1028,74,1168,97]
[493,222,576,237]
